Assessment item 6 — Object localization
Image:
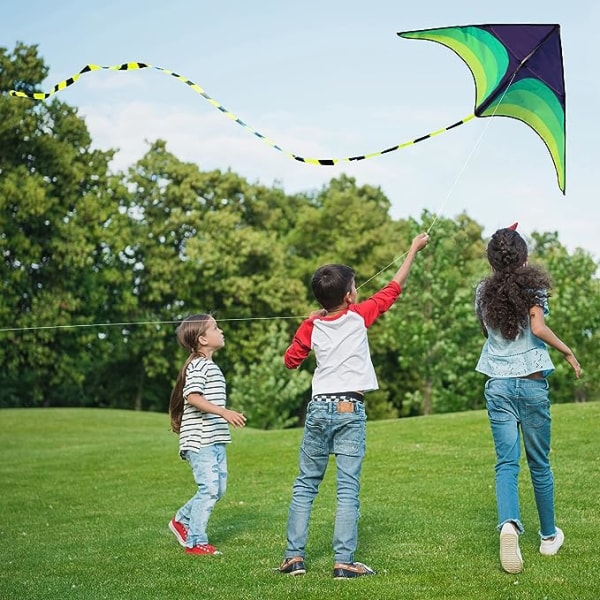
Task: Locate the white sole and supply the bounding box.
[500,530,523,574]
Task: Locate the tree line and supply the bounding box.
[1,44,599,428]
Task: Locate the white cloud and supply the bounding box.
[80,95,598,261]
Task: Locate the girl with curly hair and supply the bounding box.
[475,225,581,574]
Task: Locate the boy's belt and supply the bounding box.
[312,392,364,403]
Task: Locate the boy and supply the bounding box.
[278,232,429,579]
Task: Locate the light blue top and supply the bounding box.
[475,284,555,378]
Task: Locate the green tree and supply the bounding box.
[530,231,600,403]
[284,175,403,285]
[2,46,597,419]
[375,212,487,416]
[114,141,308,412]
[228,320,311,429]
[0,43,134,407]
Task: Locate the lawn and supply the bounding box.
[1,403,598,600]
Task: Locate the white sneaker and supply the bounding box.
[539,527,565,556]
[499,522,523,574]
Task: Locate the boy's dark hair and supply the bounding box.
[478,228,551,340]
[311,264,355,310]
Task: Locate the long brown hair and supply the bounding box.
[477,228,551,340]
[168,314,212,433]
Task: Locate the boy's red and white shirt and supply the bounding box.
[284,281,402,396]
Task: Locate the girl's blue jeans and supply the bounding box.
[285,399,366,564]
[176,444,227,547]
[484,377,557,539]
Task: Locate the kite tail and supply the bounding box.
[8,61,474,165]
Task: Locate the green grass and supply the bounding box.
[1,404,599,600]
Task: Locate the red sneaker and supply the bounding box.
[185,543,222,556]
[168,519,187,547]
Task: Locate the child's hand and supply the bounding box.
[565,353,582,378]
[223,409,247,428]
[411,232,430,252]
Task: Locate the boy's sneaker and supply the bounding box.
[168,518,187,547]
[539,527,565,556]
[499,522,523,574]
[185,543,222,555]
[333,562,377,579]
[277,556,306,575]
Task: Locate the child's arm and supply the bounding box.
[186,393,247,427]
[284,319,314,369]
[353,233,430,328]
[477,318,489,338]
[392,233,430,288]
[529,305,581,378]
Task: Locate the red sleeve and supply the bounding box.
[284,319,314,369]
[352,281,401,328]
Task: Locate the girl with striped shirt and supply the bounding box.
[168,314,246,555]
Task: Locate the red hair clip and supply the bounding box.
[507,222,518,230]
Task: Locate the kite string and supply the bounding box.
[2,73,518,333]
[358,73,517,291]
[0,315,303,333]
[426,71,517,233]
[0,105,505,334]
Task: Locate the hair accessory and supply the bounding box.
[508,222,518,230]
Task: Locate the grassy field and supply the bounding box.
[0,403,598,600]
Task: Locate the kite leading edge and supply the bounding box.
[398,24,566,193]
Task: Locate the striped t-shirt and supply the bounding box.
[179,357,231,452]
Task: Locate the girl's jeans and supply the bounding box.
[285,399,366,564]
[484,377,557,539]
[177,444,228,547]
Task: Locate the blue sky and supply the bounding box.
[2,0,598,260]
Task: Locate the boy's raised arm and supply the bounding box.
[392,233,430,289]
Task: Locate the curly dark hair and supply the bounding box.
[477,228,552,340]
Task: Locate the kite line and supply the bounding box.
[2,40,526,334]
[356,69,518,291]
[2,65,511,335]
[9,61,475,166]
[0,315,303,333]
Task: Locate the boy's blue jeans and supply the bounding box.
[484,377,557,539]
[285,399,366,564]
[177,444,227,547]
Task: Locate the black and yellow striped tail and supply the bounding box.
[8,61,475,165]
